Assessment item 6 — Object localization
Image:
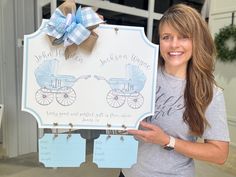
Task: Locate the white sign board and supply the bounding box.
[22,20,158,130]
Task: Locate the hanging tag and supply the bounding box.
[93,134,138,168]
[39,133,86,167]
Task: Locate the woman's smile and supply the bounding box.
[168,51,184,56]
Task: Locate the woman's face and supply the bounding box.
[159,23,193,77]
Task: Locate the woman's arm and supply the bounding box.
[175,138,229,164]
[128,121,229,165]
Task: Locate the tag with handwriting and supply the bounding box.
[93,134,138,168]
[39,134,86,167]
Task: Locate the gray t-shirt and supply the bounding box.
[123,69,230,177]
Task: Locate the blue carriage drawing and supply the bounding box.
[94,64,146,109]
[34,59,90,106]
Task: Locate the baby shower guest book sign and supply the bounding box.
[22,0,158,168]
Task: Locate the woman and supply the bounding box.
[121,4,230,177]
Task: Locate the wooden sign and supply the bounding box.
[22,20,159,130]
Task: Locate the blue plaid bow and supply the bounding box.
[45,6,103,47]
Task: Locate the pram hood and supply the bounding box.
[126,64,146,92]
[126,64,146,83]
[35,59,58,77]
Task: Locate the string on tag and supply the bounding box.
[106,123,112,140]
[67,123,73,139]
[120,124,127,141]
[114,27,119,35]
[53,122,59,139]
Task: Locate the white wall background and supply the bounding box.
[0,0,37,157]
[209,0,236,146]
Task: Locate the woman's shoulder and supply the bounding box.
[213,85,224,97]
[211,85,225,105]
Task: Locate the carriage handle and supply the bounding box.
[75,74,91,81]
[94,75,109,83]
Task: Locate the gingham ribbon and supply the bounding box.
[45,6,103,47]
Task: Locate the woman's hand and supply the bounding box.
[98,14,104,20]
[128,121,170,146]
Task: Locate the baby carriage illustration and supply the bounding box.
[94,64,146,109]
[34,59,90,106]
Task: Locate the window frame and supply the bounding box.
[51,0,163,40]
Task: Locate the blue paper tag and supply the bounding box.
[39,133,86,167]
[93,134,138,168]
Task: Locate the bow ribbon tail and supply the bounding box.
[52,35,65,46]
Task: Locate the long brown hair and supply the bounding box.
[158,4,216,136]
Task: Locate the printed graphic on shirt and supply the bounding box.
[152,86,185,120]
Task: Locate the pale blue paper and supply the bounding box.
[39,133,86,167]
[93,134,138,168]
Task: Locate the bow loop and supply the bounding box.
[65,13,73,28]
[80,7,103,28]
[75,6,84,25]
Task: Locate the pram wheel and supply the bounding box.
[106,89,126,108]
[127,92,144,109]
[35,88,54,105]
[56,87,76,106]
